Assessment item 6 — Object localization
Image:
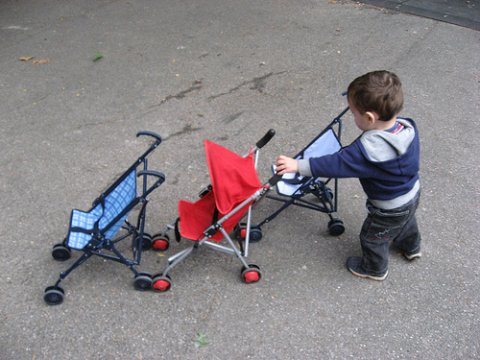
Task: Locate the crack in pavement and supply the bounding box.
[222,111,244,124]
[152,80,203,107]
[163,123,203,141]
[208,71,287,101]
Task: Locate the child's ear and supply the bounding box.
[365,111,379,124]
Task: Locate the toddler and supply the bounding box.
[275,70,421,280]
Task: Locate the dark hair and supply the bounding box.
[347,70,404,121]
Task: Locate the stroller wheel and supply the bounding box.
[152,274,172,292]
[328,219,345,236]
[249,227,263,242]
[52,243,71,261]
[139,233,153,250]
[44,285,65,305]
[235,224,263,243]
[234,224,243,240]
[324,187,334,201]
[241,264,262,284]
[151,233,170,251]
[134,272,153,291]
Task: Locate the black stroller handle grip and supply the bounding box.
[268,173,283,187]
[138,170,166,184]
[136,131,162,144]
[256,129,276,149]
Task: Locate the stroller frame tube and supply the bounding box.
[243,148,261,257]
[164,226,251,277]
[202,186,267,239]
[163,184,268,278]
[203,240,235,255]
[164,247,194,276]
[202,225,252,266]
[259,177,338,227]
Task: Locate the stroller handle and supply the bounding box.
[268,173,283,187]
[256,129,276,149]
[138,170,166,184]
[136,131,162,144]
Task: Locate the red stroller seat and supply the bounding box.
[179,140,262,242]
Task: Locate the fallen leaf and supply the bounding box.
[32,58,49,65]
[18,56,34,61]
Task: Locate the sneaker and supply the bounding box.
[404,250,422,261]
[346,256,388,281]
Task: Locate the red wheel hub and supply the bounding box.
[240,228,247,239]
[152,239,168,251]
[243,270,260,283]
[153,279,171,292]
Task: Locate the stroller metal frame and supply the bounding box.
[151,130,277,292]
[254,106,349,238]
[44,131,165,305]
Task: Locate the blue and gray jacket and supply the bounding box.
[298,118,420,210]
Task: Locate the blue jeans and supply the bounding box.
[359,192,421,275]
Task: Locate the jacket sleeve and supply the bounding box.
[307,141,372,179]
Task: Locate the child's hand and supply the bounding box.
[275,155,298,175]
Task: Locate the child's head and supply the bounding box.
[347,70,403,122]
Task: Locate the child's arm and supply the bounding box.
[277,140,371,179]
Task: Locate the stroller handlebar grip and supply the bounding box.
[136,131,162,144]
[138,170,166,184]
[256,129,276,149]
[268,173,283,187]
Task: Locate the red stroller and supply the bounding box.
[151,130,278,291]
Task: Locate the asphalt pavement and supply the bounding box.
[1,0,479,359]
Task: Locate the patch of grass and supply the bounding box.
[93,52,104,62]
[193,332,208,348]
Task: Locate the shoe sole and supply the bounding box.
[404,252,422,261]
[348,267,388,281]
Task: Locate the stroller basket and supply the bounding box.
[44,131,165,305]
[151,130,276,292]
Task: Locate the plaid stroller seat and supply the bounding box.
[151,130,276,292]
[44,131,166,305]
[252,107,349,239]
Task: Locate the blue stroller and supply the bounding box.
[44,131,166,305]
[235,107,349,242]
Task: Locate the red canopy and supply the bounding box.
[178,140,262,241]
